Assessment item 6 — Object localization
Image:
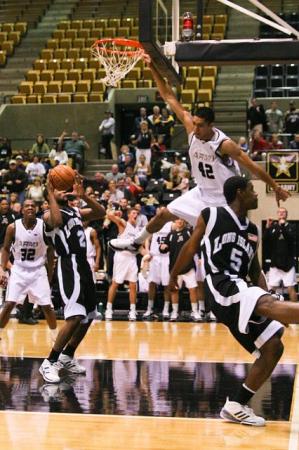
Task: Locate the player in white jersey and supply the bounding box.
[83,221,101,281]
[105,208,140,321]
[143,209,172,319]
[0,199,57,340]
[109,54,290,253]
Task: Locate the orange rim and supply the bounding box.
[92,38,144,56]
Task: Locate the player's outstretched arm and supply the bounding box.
[169,215,206,290]
[221,139,291,206]
[144,54,193,133]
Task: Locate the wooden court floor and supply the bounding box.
[0,319,299,450]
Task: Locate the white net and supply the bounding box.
[91,39,144,87]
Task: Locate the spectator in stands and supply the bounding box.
[25,155,46,182]
[15,155,26,172]
[134,107,150,134]
[48,141,68,166]
[133,121,154,166]
[167,166,182,190]
[157,107,175,148]
[268,133,284,150]
[30,133,50,157]
[108,180,124,203]
[0,137,11,170]
[265,101,283,134]
[134,203,148,232]
[173,154,188,177]
[0,198,16,253]
[85,171,108,196]
[2,160,28,204]
[99,111,115,159]
[284,102,299,142]
[289,134,299,150]
[247,98,267,134]
[250,130,270,161]
[134,154,151,188]
[172,170,191,194]
[120,153,135,174]
[118,145,135,173]
[37,199,49,218]
[124,177,143,203]
[148,105,162,136]
[62,131,89,172]
[26,177,44,205]
[238,136,249,153]
[263,207,297,302]
[106,164,125,183]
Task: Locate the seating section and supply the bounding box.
[0,1,52,28]
[254,64,299,98]
[13,12,223,104]
[0,21,27,67]
[252,10,299,98]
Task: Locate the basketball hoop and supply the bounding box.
[91,38,145,87]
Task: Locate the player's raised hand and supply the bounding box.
[72,171,85,198]
[275,185,291,206]
[143,52,151,65]
[46,172,55,193]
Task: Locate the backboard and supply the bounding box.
[139,0,299,83]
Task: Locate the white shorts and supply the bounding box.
[6,265,52,306]
[113,251,138,284]
[138,272,149,293]
[147,255,170,286]
[177,268,198,289]
[167,186,221,227]
[194,254,205,282]
[268,266,297,288]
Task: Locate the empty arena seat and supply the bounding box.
[11,95,26,104]
[73,93,88,102]
[57,93,72,103]
[27,70,40,82]
[48,59,60,70]
[34,81,48,94]
[62,80,76,93]
[197,89,212,102]
[19,81,33,95]
[185,77,200,91]
[254,76,268,89]
[42,94,57,103]
[181,89,196,104]
[271,64,284,76]
[255,65,269,77]
[89,92,104,102]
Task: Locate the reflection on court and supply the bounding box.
[0,356,295,420]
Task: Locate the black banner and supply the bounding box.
[266,152,299,193]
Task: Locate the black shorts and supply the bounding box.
[57,255,98,320]
[205,274,284,355]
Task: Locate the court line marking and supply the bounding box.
[0,409,288,423]
[0,352,297,365]
[288,364,299,450]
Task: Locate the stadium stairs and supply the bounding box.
[84,158,116,177]
[0,0,77,100]
[212,0,260,141]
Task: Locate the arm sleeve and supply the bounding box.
[201,207,210,225]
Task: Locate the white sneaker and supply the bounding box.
[162,312,170,320]
[105,309,113,320]
[170,311,178,322]
[220,398,265,427]
[109,238,140,253]
[39,359,61,383]
[143,309,153,319]
[58,354,86,374]
[190,311,203,322]
[128,310,137,321]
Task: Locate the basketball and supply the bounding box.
[49,165,76,191]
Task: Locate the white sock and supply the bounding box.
[147,299,154,311]
[106,302,113,311]
[172,303,178,314]
[130,304,136,312]
[163,301,170,314]
[198,300,205,313]
[191,302,197,313]
[135,227,152,245]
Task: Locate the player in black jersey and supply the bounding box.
[39,174,106,384]
[170,176,299,426]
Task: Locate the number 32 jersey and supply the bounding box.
[201,206,259,281]
[13,218,47,269]
[189,128,240,203]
